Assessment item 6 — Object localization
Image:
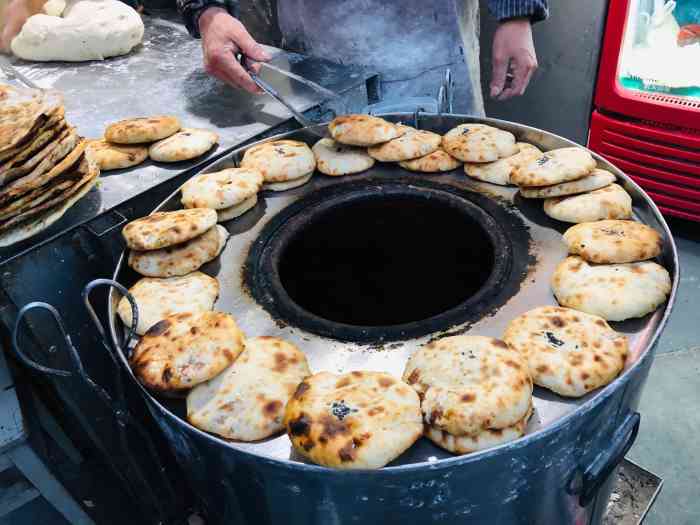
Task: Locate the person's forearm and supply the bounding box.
[176,0,239,38]
[487,0,549,23]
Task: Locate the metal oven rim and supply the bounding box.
[107,113,680,474]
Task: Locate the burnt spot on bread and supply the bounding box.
[428,409,443,426]
[338,440,358,463]
[536,365,550,374]
[504,360,522,370]
[146,319,170,337]
[492,339,509,349]
[292,382,310,400]
[288,413,311,437]
[162,367,173,384]
[406,369,420,385]
[319,414,351,439]
[461,393,476,403]
[378,377,395,388]
[550,316,565,328]
[273,353,288,373]
[264,400,283,418]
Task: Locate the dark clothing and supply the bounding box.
[177,0,548,38]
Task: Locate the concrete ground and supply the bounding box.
[627,217,700,525]
[2,218,698,525]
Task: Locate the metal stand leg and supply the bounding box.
[8,444,95,525]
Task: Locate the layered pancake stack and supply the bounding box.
[0,83,98,246]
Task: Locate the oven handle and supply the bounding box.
[579,411,641,507]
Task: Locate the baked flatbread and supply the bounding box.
[551,256,672,321]
[0,179,74,222]
[148,128,219,163]
[180,168,263,210]
[122,208,218,251]
[128,225,229,277]
[544,184,633,223]
[0,161,97,248]
[312,138,375,176]
[188,336,311,441]
[117,272,219,335]
[399,148,461,173]
[328,115,404,147]
[0,108,66,174]
[217,195,258,222]
[511,147,596,187]
[442,124,518,163]
[263,173,312,191]
[0,154,97,234]
[0,86,63,153]
[241,140,315,184]
[464,143,542,186]
[563,220,663,264]
[130,311,245,394]
[503,306,628,397]
[426,405,532,454]
[104,115,181,144]
[403,336,532,436]
[519,169,616,199]
[367,126,441,162]
[285,371,422,469]
[87,139,148,171]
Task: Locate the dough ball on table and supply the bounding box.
[87,139,148,171]
[519,169,616,199]
[117,272,219,335]
[464,142,542,186]
[312,138,375,176]
[503,306,628,397]
[543,184,632,223]
[149,128,219,163]
[241,140,315,191]
[328,114,405,147]
[122,208,218,251]
[180,167,263,222]
[442,124,518,163]
[511,147,596,187]
[105,115,181,144]
[399,148,462,173]
[128,224,229,277]
[563,220,663,264]
[403,336,532,439]
[11,0,144,62]
[367,126,441,162]
[285,371,422,469]
[130,311,245,395]
[188,336,311,441]
[551,256,672,321]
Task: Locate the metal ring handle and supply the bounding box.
[579,411,641,507]
[82,279,138,359]
[12,302,82,377]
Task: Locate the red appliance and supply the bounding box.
[589,0,700,221]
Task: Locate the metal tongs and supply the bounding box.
[12,279,178,523]
[237,53,337,138]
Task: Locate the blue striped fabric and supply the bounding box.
[487,0,549,22]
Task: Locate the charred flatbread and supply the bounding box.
[87,139,148,171]
[104,115,181,144]
[563,220,663,264]
[122,208,218,251]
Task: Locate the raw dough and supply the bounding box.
[43,0,66,16]
[12,0,144,62]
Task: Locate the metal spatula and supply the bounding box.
[236,53,331,138]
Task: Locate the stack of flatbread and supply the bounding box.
[89,115,219,171]
[0,83,98,247]
[122,208,229,278]
[507,146,633,223]
[320,115,462,175]
[403,336,533,455]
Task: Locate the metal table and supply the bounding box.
[0,9,373,263]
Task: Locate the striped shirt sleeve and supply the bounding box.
[177,0,240,38]
[487,0,549,23]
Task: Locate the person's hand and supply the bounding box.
[490,18,538,100]
[198,7,271,93]
[1,0,33,53]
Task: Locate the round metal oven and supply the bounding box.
[109,114,679,525]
